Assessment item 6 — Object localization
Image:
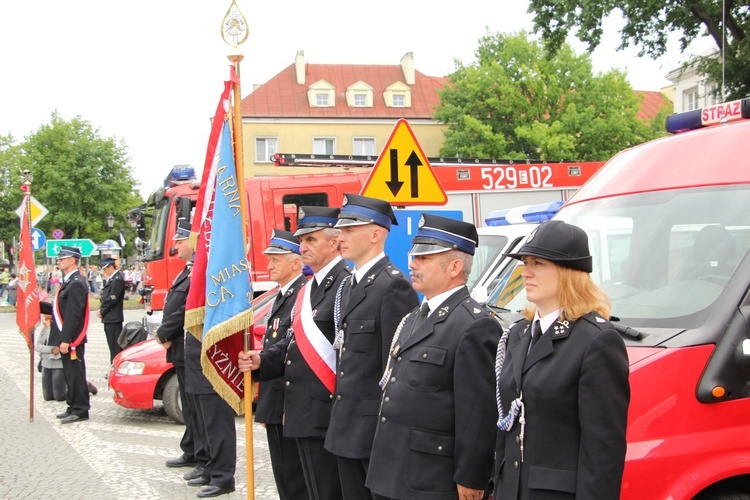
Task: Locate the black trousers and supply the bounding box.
[266,423,308,500]
[60,343,89,417]
[193,392,236,490]
[103,322,122,363]
[337,456,373,500]
[42,367,67,401]
[176,365,207,464]
[296,437,343,500]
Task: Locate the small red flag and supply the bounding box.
[16,187,40,348]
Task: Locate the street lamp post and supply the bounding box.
[106,214,115,232]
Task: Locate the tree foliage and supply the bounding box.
[528,0,750,100]
[0,135,26,261]
[435,31,663,161]
[6,112,143,262]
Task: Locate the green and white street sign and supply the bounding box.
[45,239,98,258]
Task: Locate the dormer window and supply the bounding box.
[383,81,411,108]
[308,79,335,107]
[346,81,373,108]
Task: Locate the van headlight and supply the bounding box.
[117,361,146,376]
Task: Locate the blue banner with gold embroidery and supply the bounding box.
[200,119,254,413]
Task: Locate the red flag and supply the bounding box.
[16,187,40,348]
[184,70,238,337]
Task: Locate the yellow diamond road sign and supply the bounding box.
[15,196,49,227]
[361,119,447,205]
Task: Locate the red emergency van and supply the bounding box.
[488,97,750,498]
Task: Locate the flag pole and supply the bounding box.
[221,1,252,498]
[231,54,255,500]
[20,173,37,421]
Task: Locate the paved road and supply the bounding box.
[0,308,279,499]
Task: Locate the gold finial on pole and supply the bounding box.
[221,0,249,50]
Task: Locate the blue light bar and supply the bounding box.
[666,98,750,134]
[485,201,564,226]
[164,164,196,187]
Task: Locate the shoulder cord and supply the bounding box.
[332,275,351,350]
[496,328,525,431]
[378,312,411,390]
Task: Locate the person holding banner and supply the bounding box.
[326,194,419,500]
[366,214,500,500]
[256,229,308,500]
[42,246,91,424]
[159,221,209,485]
[239,206,348,500]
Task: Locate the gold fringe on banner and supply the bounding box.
[184,306,206,340]
[200,308,255,415]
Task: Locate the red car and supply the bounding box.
[109,289,275,423]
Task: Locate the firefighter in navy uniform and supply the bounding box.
[239,206,349,500]
[493,221,629,499]
[97,257,125,363]
[256,229,308,500]
[159,220,209,485]
[366,214,500,500]
[326,194,419,500]
[44,245,91,424]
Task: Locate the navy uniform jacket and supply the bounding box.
[254,274,307,425]
[324,256,419,459]
[156,264,190,367]
[99,270,125,324]
[494,313,630,500]
[259,259,350,438]
[366,287,500,499]
[46,270,89,346]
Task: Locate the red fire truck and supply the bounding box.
[129,157,603,333]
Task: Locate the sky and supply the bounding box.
[0,1,716,199]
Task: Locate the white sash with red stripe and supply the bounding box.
[292,282,336,393]
[53,283,89,348]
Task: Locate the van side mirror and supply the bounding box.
[169,247,178,257]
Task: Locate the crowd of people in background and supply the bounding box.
[0,261,143,309]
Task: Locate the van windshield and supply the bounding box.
[486,186,750,335]
[467,234,508,291]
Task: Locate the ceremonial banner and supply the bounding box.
[16,186,40,348]
[185,68,252,413]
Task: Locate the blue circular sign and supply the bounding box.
[52,228,64,239]
[31,228,46,252]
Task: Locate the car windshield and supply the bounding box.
[486,186,750,340]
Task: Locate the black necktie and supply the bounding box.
[528,320,541,354]
[310,278,318,295]
[414,302,430,330]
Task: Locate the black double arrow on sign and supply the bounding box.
[385,148,422,197]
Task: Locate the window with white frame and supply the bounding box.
[353,94,367,107]
[316,93,329,107]
[684,87,699,111]
[353,138,376,156]
[392,94,405,107]
[255,137,278,163]
[313,138,336,155]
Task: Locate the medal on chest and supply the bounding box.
[272,317,280,338]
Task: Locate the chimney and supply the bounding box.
[295,50,306,85]
[400,52,415,85]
